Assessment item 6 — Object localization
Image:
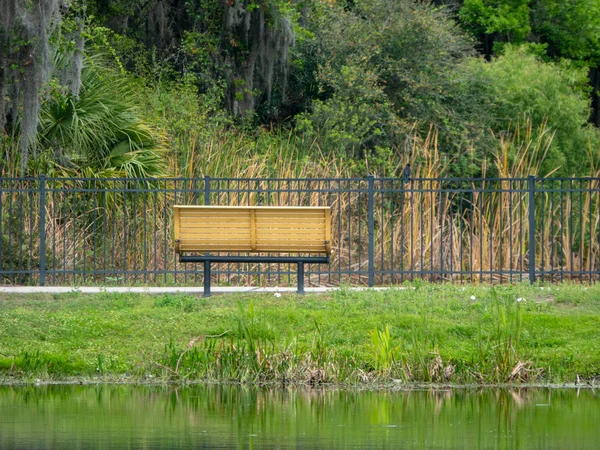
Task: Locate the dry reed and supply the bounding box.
[1,121,599,286]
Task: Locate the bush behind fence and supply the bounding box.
[1,176,599,287]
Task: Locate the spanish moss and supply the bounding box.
[224,0,295,116]
[0,0,64,174]
[69,18,85,98]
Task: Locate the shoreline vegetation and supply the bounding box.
[0,378,597,391]
[0,283,598,387]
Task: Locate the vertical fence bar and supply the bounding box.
[204,175,210,292]
[0,182,3,281]
[18,183,23,278]
[162,179,168,285]
[549,180,560,283]
[39,175,46,286]
[528,175,536,284]
[540,180,545,280]
[121,181,127,284]
[204,175,210,205]
[569,179,574,279]
[367,175,375,287]
[588,179,594,283]
[92,179,98,283]
[8,183,13,282]
[579,179,584,281]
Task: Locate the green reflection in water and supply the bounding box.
[0,385,599,449]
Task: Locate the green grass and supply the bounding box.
[0,283,598,385]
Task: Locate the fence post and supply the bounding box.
[39,175,46,286]
[528,175,536,284]
[367,175,375,287]
[203,175,211,295]
[204,175,210,205]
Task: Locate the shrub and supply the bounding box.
[462,45,600,176]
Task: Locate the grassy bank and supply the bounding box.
[0,284,598,386]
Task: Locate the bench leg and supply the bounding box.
[297,262,305,295]
[203,261,212,297]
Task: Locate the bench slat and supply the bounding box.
[179,246,326,251]
[180,248,326,253]
[180,241,327,247]
[257,224,325,229]
[179,233,252,239]
[181,239,326,244]
[255,212,326,217]
[256,219,326,224]
[176,206,328,210]
[179,210,325,216]
[179,222,251,227]
[174,206,331,255]
[257,230,325,236]
[180,218,325,230]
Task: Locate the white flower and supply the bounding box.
[470,295,476,301]
[516,297,525,303]
[274,292,281,298]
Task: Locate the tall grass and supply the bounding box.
[370,325,400,372]
[0,121,599,286]
[135,289,541,385]
[373,121,600,283]
[475,289,532,382]
[149,300,358,384]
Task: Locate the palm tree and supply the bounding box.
[39,56,168,178]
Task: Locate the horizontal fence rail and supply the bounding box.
[0,175,598,287]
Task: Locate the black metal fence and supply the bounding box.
[1,176,599,287]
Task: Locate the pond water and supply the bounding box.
[0,384,598,449]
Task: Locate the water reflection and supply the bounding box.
[0,385,598,449]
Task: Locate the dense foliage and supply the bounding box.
[1,0,599,178]
[459,0,600,124]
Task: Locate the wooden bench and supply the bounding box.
[174,206,332,296]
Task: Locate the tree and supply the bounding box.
[459,0,531,56]
[531,0,600,125]
[39,57,168,178]
[87,0,297,121]
[462,45,596,175]
[0,0,69,174]
[295,0,493,175]
[458,0,600,126]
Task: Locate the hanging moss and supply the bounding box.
[223,0,295,117]
[69,18,85,98]
[0,0,69,174]
[83,0,295,120]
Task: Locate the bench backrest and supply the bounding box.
[174,206,331,255]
